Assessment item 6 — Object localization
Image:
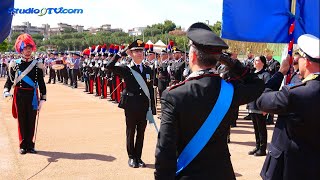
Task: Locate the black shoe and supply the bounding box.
[128,158,138,168]
[19,148,27,154]
[83,90,88,92]
[100,96,105,99]
[248,148,259,155]
[227,137,231,144]
[47,82,51,84]
[254,149,266,156]
[244,115,251,120]
[27,148,37,154]
[137,159,146,168]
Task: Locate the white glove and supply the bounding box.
[3,91,11,99]
[38,100,45,111]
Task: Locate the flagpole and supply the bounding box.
[285,0,296,84]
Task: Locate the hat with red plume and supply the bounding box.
[15,33,37,53]
[167,40,174,51]
[114,45,119,54]
[101,44,107,53]
[82,48,90,56]
[109,44,115,54]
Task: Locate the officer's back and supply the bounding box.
[155,22,265,180]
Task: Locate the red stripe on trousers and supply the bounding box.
[89,79,94,93]
[116,76,121,102]
[97,76,101,96]
[103,79,107,98]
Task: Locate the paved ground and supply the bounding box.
[0,77,274,180]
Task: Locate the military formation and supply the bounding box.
[21,42,191,107]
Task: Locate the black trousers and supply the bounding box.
[48,68,56,83]
[61,68,68,84]
[16,89,37,149]
[83,73,89,92]
[95,74,100,95]
[124,110,147,159]
[70,69,78,87]
[251,113,267,151]
[57,70,61,81]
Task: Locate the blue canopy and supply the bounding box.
[222,0,320,43]
[0,0,14,43]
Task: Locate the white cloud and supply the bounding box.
[11,0,223,31]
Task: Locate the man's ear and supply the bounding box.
[190,51,197,64]
[305,58,312,67]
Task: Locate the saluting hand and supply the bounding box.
[279,55,290,75]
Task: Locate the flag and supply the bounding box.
[221,0,320,43]
[0,0,14,43]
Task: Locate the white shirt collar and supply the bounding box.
[133,61,143,72]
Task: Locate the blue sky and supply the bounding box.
[11,0,223,31]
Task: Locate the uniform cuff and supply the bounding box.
[40,94,47,101]
[3,88,9,93]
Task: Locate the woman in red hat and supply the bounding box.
[3,33,47,154]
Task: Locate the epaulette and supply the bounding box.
[169,81,185,91]
[36,61,45,69]
[9,59,17,68]
[288,82,306,89]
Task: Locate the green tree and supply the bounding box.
[163,20,176,33]
[210,21,222,36]
[0,39,8,52]
[31,34,44,40]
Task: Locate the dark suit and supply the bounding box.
[247,69,271,151]
[106,55,156,160]
[266,58,280,76]
[170,59,185,85]
[155,67,265,180]
[157,60,170,98]
[257,72,320,180]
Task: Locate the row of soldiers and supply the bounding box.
[43,45,282,111]
[78,44,190,105]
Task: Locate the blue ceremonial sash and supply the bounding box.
[176,79,234,175]
[18,71,39,110]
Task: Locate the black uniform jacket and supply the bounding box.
[106,58,156,114]
[267,59,280,76]
[4,59,46,100]
[257,72,320,180]
[170,60,185,82]
[155,69,265,180]
[247,69,271,111]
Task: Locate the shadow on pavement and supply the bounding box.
[231,129,254,135]
[37,151,116,162]
[229,141,256,147]
[235,172,243,177]
[145,163,155,169]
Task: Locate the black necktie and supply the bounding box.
[137,64,141,73]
